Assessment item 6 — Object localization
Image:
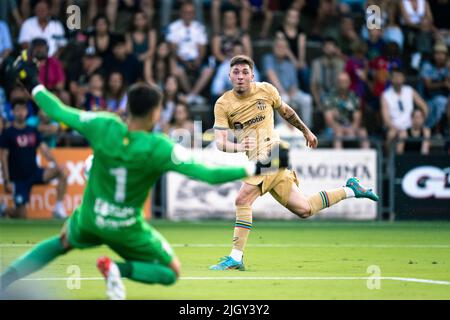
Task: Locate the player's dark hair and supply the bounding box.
[230,55,254,71]
[127,83,162,117]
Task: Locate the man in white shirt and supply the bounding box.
[18,0,66,57]
[166,1,214,104]
[381,68,428,151]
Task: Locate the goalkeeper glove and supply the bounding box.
[13,50,40,93]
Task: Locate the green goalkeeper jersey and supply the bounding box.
[32,86,251,230]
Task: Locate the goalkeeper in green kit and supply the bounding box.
[0,51,289,299]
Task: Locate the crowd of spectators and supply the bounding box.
[0,0,449,156]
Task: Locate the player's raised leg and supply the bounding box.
[209,183,261,270]
[284,178,378,219]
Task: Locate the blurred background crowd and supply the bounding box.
[0,0,449,155]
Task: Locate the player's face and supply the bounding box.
[229,64,254,95]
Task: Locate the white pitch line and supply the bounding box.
[2,243,450,248]
[19,276,450,285]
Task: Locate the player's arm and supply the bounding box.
[162,141,288,185]
[277,101,318,149]
[214,129,255,153]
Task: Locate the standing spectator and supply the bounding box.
[248,0,274,39]
[381,68,428,151]
[0,99,67,219]
[68,46,103,107]
[275,7,309,92]
[83,73,107,112]
[397,108,431,155]
[18,0,67,57]
[166,1,214,103]
[125,10,157,63]
[428,0,450,46]
[311,37,344,111]
[263,37,313,127]
[420,43,449,131]
[0,20,12,66]
[212,10,252,64]
[324,72,369,149]
[105,71,128,117]
[102,35,143,85]
[144,41,177,88]
[166,102,195,148]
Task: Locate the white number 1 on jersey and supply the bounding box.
[110,167,127,203]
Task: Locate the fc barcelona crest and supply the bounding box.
[257,100,266,110]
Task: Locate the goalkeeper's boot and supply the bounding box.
[209,256,245,271]
[97,256,126,300]
[346,177,379,201]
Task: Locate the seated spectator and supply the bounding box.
[399,0,437,55]
[381,68,428,151]
[88,14,117,60]
[248,0,274,39]
[324,72,369,149]
[166,102,195,148]
[83,73,107,111]
[144,41,177,88]
[212,10,252,64]
[275,122,307,149]
[336,14,360,57]
[30,39,66,95]
[2,86,36,123]
[420,43,449,131]
[366,28,385,61]
[102,35,143,85]
[18,0,67,57]
[211,0,251,35]
[106,0,155,34]
[125,10,157,63]
[0,20,12,66]
[154,75,184,133]
[105,71,128,117]
[27,109,60,148]
[429,0,450,46]
[166,1,214,103]
[0,0,23,27]
[383,1,404,51]
[397,108,431,154]
[160,0,204,29]
[263,37,313,127]
[345,40,369,99]
[310,0,340,40]
[275,7,309,92]
[211,41,261,101]
[311,37,344,111]
[69,46,103,107]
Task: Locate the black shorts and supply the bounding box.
[12,168,45,207]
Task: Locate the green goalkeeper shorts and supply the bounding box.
[65,207,175,266]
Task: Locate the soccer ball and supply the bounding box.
[83,154,94,181]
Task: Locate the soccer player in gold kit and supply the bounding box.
[210,55,379,270]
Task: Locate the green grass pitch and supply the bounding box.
[1,220,450,299]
